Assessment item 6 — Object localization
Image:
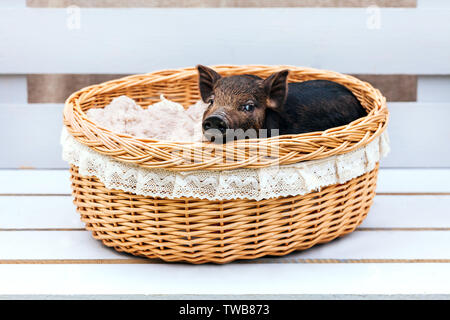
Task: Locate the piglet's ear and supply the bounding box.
[196,65,222,103]
[263,70,289,111]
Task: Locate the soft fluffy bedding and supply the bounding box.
[86,95,207,142]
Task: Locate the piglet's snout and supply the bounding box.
[202,115,229,134]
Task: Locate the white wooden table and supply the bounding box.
[1,169,449,299]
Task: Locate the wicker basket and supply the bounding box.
[63,65,389,264]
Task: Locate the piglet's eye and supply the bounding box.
[208,96,214,105]
[242,103,255,112]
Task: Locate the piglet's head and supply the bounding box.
[197,65,289,142]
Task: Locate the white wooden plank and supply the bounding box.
[377,169,450,193]
[1,264,450,297]
[1,230,449,260]
[0,196,83,229]
[281,230,450,260]
[0,170,71,194]
[418,76,450,102]
[0,231,129,259]
[0,168,449,194]
[0,76,27,103]
[2,195,450,229]
[1,8,450,74]
[2,103,450,168]
[361,195,450,228]
[381,103,450,168]
[0,104,67,168]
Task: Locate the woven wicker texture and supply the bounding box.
[71,164,378,264]
[63,65,388,171]
[64,65,388,263]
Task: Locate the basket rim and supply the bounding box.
[62,65,389,171]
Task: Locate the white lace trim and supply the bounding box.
[61,128,390,200]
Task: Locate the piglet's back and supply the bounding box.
[275,80,367,135]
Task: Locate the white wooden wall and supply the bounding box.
[0,1,449,169]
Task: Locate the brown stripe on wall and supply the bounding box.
[27,74,128,103]
[350,74,417,102]
[27,74,417,103]
[27,0,417,8]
